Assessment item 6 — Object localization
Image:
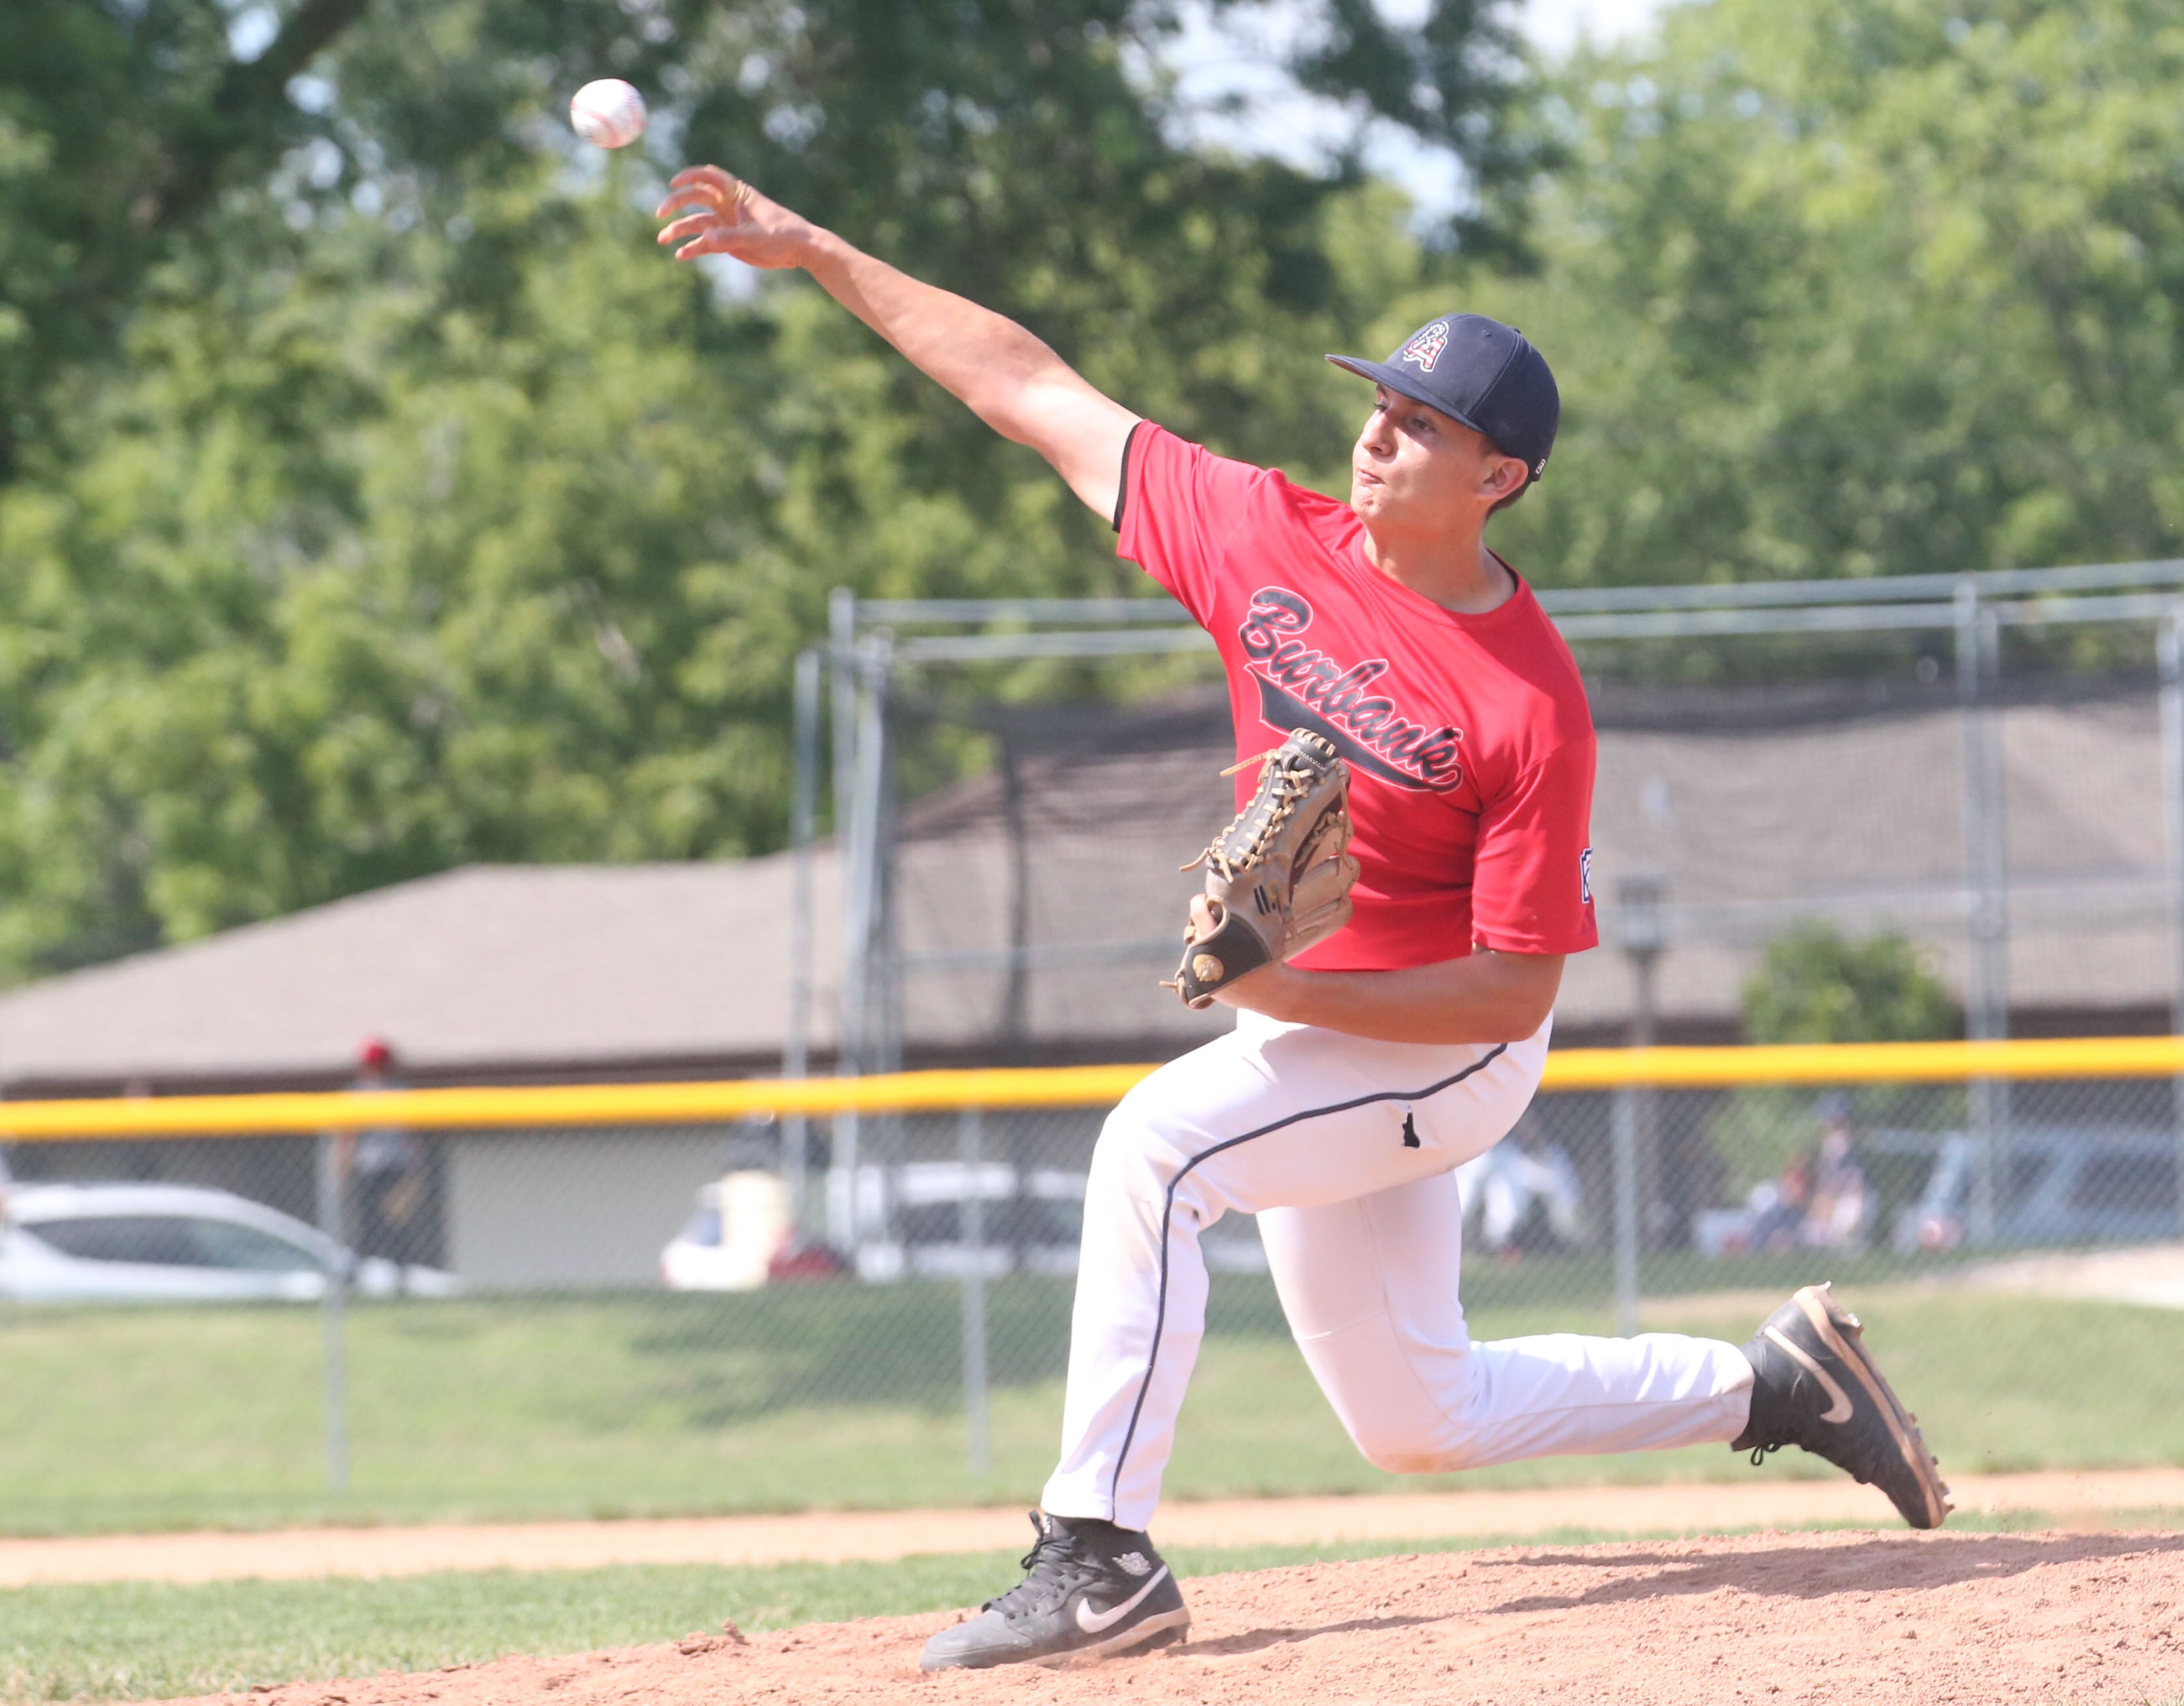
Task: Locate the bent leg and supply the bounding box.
[1042,1017,1546,1529]
[1262,1169,1753,1474]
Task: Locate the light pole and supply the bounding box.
[1615,870,1667,1050]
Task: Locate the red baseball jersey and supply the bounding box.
[1116,423,1599,970]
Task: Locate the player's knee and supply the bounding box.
[1354,1430,1488,1475]
[1362,1445,1447,1475]
[1346,1415,1468,1476]
[1336,1366,1485,1475]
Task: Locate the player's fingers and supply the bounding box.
[672,232,732,261]
[655,183,726,220]
[666,163,736,194]
[655,211,728,246]
[659,165,757,217]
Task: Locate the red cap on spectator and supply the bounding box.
[358,1036,395,1069]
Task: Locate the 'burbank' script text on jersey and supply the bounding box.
[1240,588,1464,793]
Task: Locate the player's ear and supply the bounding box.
[1486,455,1529,503]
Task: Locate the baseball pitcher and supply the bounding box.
[657,165,1950,1673]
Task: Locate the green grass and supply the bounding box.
[1,1510,2168,1704]
[0,1540,1568,1703]
[4,1271,2183,1535]
[0,1515,2038,1703]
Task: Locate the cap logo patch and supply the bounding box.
[1397,320,1448,373]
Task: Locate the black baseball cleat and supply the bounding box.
[1733,1282,1952,1530]
[918,1510,1191,1671]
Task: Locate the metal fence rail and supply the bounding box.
[3,1037,2181,1138]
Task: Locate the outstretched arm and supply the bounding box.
[658,165,1139,519]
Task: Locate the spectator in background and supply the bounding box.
[343,1037,426,1268]
[1746,1146,1813,1253]
[1704,1096,1870,1259]
[1801,1093,1869,1250]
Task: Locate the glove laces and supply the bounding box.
[1183,746,1322,880]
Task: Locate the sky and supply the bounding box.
[689,0,1683,296]
[1521,0,1677,54]
[1155,0,1678,223]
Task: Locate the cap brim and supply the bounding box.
[1324,355,1490,443]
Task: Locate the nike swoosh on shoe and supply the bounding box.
[1762,1324,1854,1424]
[1074,1566,1173,1635]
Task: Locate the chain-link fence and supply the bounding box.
[14,564,2184,1534]
[7,1052,2184,1535]
[815,568,2184,1077]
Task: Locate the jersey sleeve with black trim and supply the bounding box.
[1112,422,1275,630]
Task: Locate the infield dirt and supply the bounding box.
[160,1528,2184,1705]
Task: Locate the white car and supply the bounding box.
[0,1182,461,1303]
[660,1171,796,1291]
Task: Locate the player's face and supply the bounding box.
[1350,387,1525,532]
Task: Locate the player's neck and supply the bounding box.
[1360,520,1515,616]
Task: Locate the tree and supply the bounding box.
[1741,922,1956,1045]
[1444,0,2184,592]
[0,0,386,482]
[0,0,1532,485]
[1708,920,1956,1202]
[0,1,1523,977]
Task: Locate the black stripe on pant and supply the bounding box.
[1106,1041,1512,1512]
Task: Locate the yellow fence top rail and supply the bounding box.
[1538,1035,2184,1089]
[3,1035,2183,1142]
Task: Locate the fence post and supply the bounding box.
[1610,1089,1640,1336]
[829,614,896,1256]
[314,1131,350,1496]
[828,592,860,1253]
[2161,610,2184,1234]
[959,1105,992,1477]
[783,646,822,1233]
[1611,872,1662,1324]
[1957,580,2008,1243]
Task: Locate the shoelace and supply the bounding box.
[984,1521,1091,1615]
[1745,1342,1822,1464]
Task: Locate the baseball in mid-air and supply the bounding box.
[570,79,647,149]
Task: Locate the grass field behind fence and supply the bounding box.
[7,1270,2184,1536]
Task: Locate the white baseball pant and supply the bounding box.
[1041,1009,1756,1530]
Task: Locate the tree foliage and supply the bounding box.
[0,0,384,479]
[1711,920,1956,1197]
[1741,922,1957,1046]
[1463,0,2184,589]
[12,0,2184,981]
[0,0,1502,975]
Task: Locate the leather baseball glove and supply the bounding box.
[1164,729,1360,1009]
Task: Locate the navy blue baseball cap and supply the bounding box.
[1328,314,1560,483]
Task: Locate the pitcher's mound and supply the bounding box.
[179,1529,2184,1705]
